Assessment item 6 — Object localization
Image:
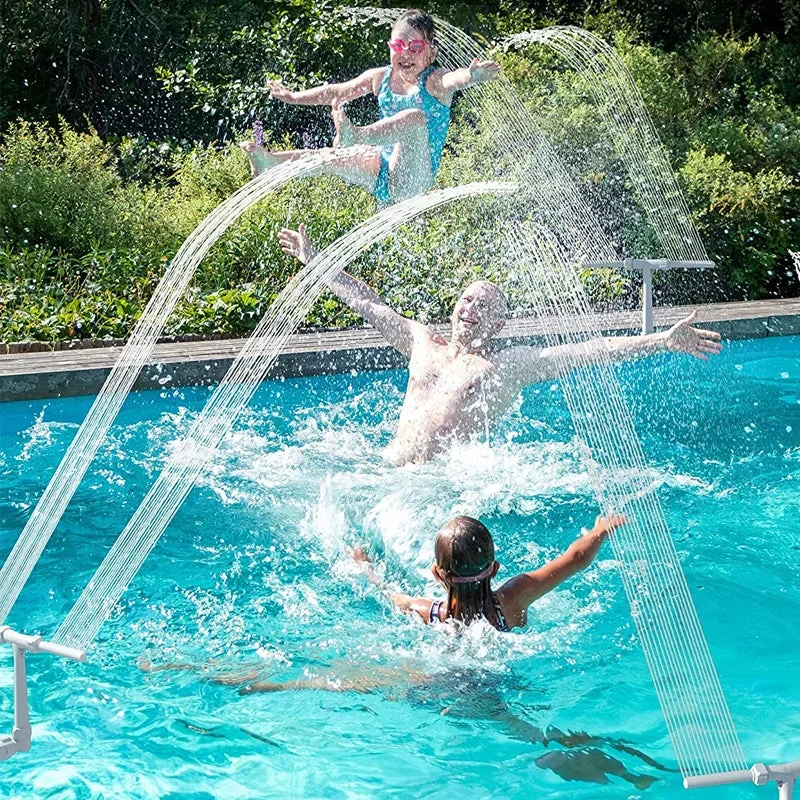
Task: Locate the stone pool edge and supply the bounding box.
[2,298,799,402]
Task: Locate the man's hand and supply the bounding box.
[278,224,317,265]
[467,58,501,85]
[663,311,723,360]
[269,80,298,104]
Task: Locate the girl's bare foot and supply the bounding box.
[332,101,358,148]
[239,141,279,176]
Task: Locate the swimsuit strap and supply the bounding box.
[415,65,450,176]
[429,599,444,623]
[491,593,510,632]
[417,65,437,89]
[379,65,392,95]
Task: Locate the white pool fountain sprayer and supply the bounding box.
[582,258,714,332]
[0,626,85,760]
[685,761,800,800]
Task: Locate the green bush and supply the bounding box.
[485,29,800,300]
[153,1,386,145]
[2,17,800,343]
[679,147,796,296]
[0,120,127,255]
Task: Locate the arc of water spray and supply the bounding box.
[501,27,707,263]
[507,224,745,777]
[348,8,743,778]
[0,152,355,626]
[52,182,514,653]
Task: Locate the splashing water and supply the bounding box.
[53,183,514,653]
[0,153,371,626]
[1,7,758,783]
[344,8,745,777]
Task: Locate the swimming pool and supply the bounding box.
[1,334,798,799]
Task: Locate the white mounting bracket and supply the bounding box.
[0,626,86,760]
[685,760,800,800]
[582,258,715,334]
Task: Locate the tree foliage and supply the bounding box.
[1,1,799,341]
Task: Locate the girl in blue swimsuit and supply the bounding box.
[354,513,626,632]
[240,9,500,205]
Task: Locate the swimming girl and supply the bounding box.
[240,9,500,204]
[354,512,626,631]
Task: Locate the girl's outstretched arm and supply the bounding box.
[498,514,626,621]
[269,67,384,106]
[428,58,501,103]
[352,547,432,622]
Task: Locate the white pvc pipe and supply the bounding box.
[0,627,85,662]
[582,259,714,271]
[684,761,800,798]
[11,645,30,753]
[0,627,86,760]
[642,264,653,334]
[684,769,752,789]
[581,258,715,335]
[624,259,715,271]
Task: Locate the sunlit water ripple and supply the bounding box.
[0,336,798,798]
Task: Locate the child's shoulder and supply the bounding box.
[423,67,454,103]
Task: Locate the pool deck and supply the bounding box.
[1,298,799,402]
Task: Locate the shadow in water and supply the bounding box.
[143,659,675,789]
[404,670,673,790]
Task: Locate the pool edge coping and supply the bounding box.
[2,298,799,401]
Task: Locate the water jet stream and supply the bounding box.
[0,154,347,625]
[52,183,513,652]
[347,7,745,778]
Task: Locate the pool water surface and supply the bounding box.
[0,335,798,799]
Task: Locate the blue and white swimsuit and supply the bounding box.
[373,65,451,204]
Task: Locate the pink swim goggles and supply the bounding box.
[388,38,428,54]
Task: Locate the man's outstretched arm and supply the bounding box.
[600,311,722,362]
[278,225,424,356]
[499,311,723,387]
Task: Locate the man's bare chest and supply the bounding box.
[408,351,498,397]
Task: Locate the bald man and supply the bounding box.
[279,225,722,465]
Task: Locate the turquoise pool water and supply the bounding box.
[0,335,798,799]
